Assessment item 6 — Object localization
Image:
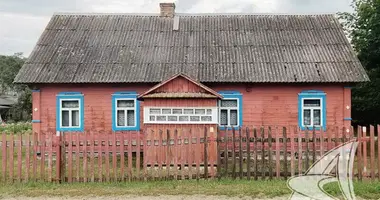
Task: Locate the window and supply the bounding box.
[144,107,218,124]
[298,90,326,130]
[56,92,84,132]
[112,92,140,131]
[116,99,136,127]
[218,91,243,128]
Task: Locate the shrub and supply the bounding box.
[0,121,32,134]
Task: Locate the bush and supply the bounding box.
[0,122,32,134]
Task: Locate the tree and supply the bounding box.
[340,0,380,125]
[0,53,31,122]
[0,53,26,93]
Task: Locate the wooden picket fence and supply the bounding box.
[0,125,379,183]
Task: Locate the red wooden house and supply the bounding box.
[14,3,369,140]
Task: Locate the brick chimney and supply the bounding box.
[160,3,175,17]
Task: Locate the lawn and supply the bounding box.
[0,179,379,199]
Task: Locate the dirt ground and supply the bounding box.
[0,195,289,200]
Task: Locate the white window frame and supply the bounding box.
[115,98,137,128]
[301,97,323,128]
[144,107,218,124]
[218,98,240,127]
[59,98,81,128]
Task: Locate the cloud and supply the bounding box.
[0,12,50,55]
[182,0,279,13]
[0,0,353,56]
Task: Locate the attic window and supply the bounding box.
[144,107,217,124]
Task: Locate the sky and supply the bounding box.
[0,0,353,56]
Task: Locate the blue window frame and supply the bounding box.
[218,91,243,129]
[298,90,326,131]
[56,92,84,132]
[112,92,140,131]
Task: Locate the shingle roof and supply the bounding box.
[14,13,369,84]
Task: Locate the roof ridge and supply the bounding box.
[53,12,161,16]
[52,12,336,17]
[176,13,336,16]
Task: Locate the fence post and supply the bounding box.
[246,127,251,181]
[261,127,265,180]
[76,132,80,182]
[276,127,280,179]
[83,132,88,182]
[232,127,236,180]
[204,127,208,180]
[239,128,243,180]
[224,128,228,177]
[370,125,375,181]
[268,127,273,180]
[305,129,309,170]
[297,127,302,176]
[55,133,59,183]
[56,132,63,183]
[166,129,171,180]
[2,132,7,182]
[377,125,380,181]
[17,133,22,183]
[283,127,288,180]
[357,125,362,181]
[26,132,31,182]
[290,126,295,177]
[61,132,66,183]
[312,128,316,164]
[137,130,141,181]
[253,128,258,180]
[217,127,222,180]
[48,133,53,182]
[363,126,368,178]
[9,134,14,183]
[68,133,73,183]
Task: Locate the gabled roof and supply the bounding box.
[14,13,369,84]
[138,73,222,99]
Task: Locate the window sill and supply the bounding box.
[57,127,84,132]
[112,127,140,131]
[299,126,326,131]
[219,126,241,131]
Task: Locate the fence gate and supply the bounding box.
[144,127,217,179]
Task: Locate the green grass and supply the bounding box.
[0,179,289,198]
[0,179,379,199]
[324,180,380,199]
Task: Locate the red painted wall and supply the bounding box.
[32,83,350,134]
[35,84,152,133]
[210,83,348,128]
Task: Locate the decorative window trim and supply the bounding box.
[56,92,84,132]
[298,90,326,131]
[218,91,243,130]
[144,107,218,124]
[112,92,140,131]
